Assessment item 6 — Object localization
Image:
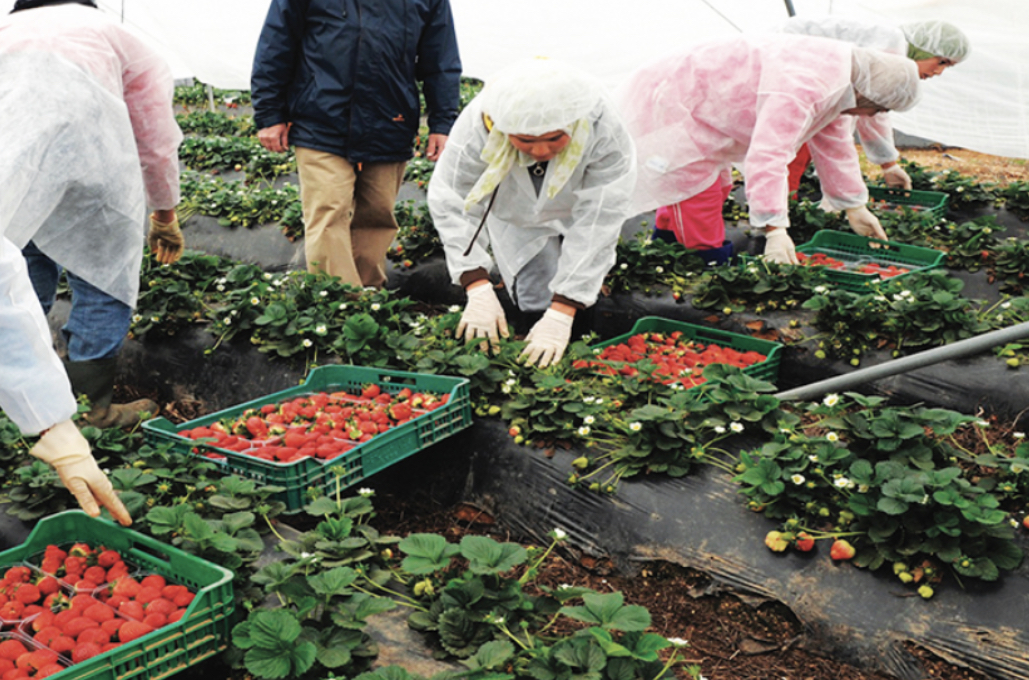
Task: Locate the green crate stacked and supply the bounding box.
[0,511,234,680]
[590,317,783,385]
[795,230,946,293]
[143,365,472,511]
[868,186,949,222]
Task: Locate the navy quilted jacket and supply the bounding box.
[251,0,462,162]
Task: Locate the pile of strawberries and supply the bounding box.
[573,331,767,388]
[796,252,847,270]
[178,384,450,464]
[0,542,196,676]
[856,262,909,278]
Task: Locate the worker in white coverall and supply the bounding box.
[781,18,971,193]
[0,0,185,524]
[618,34,921,265]
[428,58,637,368]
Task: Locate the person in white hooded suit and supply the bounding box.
[0,0,183,525]
[428,58,637,368]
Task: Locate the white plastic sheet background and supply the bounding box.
[1,0,1025,158]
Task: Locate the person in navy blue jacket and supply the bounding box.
[251,0,462,288]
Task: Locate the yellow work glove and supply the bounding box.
[148,214,185,264]
[29,420,132,526]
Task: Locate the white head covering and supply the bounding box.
[851,47,922,112]
[901,21,971,63]
[463,58,606,210]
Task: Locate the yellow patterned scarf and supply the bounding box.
[463,117,592,212]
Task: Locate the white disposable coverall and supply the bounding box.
[429,86,636,309]
[781,17,906,166]
[0,5,181,434]
[617,34,914,226]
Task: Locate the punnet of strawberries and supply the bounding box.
[796,252,847,270]
[0,542,196,677]
[573,331,767,389]
[178,384,450,464]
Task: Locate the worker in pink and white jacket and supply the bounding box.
[617,33,921,265]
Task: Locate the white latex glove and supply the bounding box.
[762,227,799,265]
[882,164,912,190]
[29,420,132,526]
[521,309,574,368]
[846,206,888,240]
[457,283,509,352]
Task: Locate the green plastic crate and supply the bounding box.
[143,365,472,511]
[0,511,233,680]
[795,230,946,293]
[590,317,783,386]
[868,186,949,221]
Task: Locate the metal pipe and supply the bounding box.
[774,321,1029,402]
[783,0,796,17]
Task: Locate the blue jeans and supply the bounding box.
[22,241,131,362]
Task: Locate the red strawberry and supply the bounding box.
[100,618,125,637]
[37,663,67,678]
[76,628,110,646]
[12,586,39,606]
[0,659,12,676]
[35,577,59,597]
[68,544,93,559]
[96,550,122,569]
[142,613,167,629]
[52,611,77,629]
[117,601,144,621]
[829,539,856,561]
[4,568,30,584]
[16,648,58,671]
[30,611,54,633]
[794,532,815,552]
[47,635,76,657]
[84,604,115,623]
[0,601,25,620]
[361,384,381,399]
[0,641,26,662]
[110,577,140,599]
[32,627,63,647]
[83,567,107,585]
[167,609,186,624]
[62,616,99,639]
[70,594,100,613]
[118,621,154,643]
[71,642,103,664]
[134,587,161,605]
[144,598,175,617]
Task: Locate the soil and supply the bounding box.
[367,489,992,680]
[861,145,1027,187]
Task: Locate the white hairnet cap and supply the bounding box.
[479,58,606,136]
[901,21,971,63]
[851,47,921,112]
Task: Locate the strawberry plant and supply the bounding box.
[737,393,1025,588]
[803,270,987,361]
[604,232,708,299]
[175,110,256,137]
[690,257,821,314]
[389,200,444,267]
[178,170,302,232]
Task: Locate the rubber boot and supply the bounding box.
[64,358,157,429]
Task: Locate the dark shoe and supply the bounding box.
[65,357,157,428]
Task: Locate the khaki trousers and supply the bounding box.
[295,146,406,288]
